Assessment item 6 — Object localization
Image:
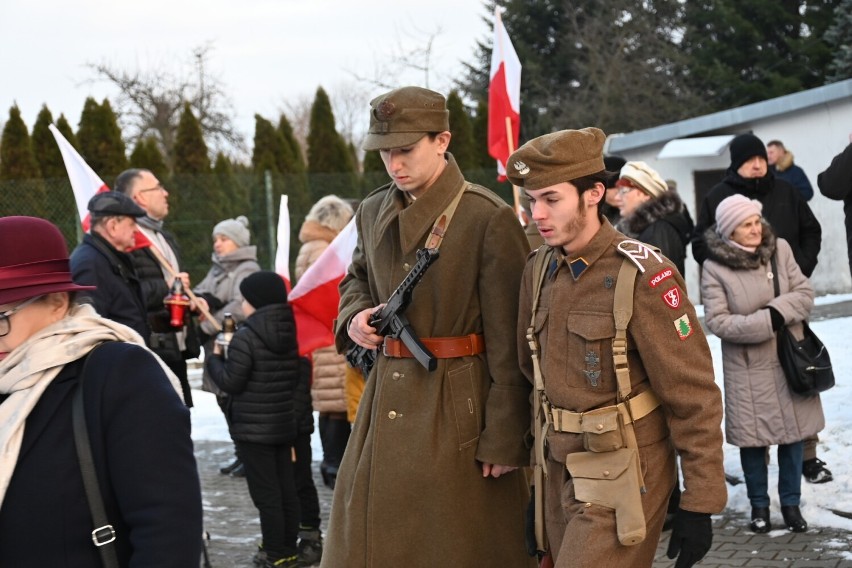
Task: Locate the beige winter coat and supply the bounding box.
[701,227,824,447]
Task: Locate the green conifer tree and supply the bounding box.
[31,105,66,180]
[277,115,306,172]
[171,102,216,281]
[361,149,388,192]
[307,87,358,200]
[55,114,79,150]
[0,105,48,219]
[214,152,249,215]
[471,100,493,169]
[129,137,168,181]
[825,0,852,81]
[446,91,477,172]
[77,97,128,179]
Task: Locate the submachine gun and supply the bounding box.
[345,247,440,377]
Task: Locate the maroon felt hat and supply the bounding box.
[0,216,95,305]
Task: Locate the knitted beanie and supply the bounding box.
[213,216,251,248]
[729,133,768,172]
[239,271,288,309]
[715,194,763,238]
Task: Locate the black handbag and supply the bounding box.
[770,257,835,396]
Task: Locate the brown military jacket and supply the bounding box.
[323,155,534,567]
[518,220,727,515]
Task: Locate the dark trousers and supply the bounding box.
[741,442,804,508]
[319,413,351,470]
[237,441,300,559]
[293,432,321,529]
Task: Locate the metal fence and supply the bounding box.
[0,169,515,283]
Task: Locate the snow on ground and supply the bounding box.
[191,296,852,531]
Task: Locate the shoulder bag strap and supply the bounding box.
[770,256,780,297]
[73,344,120,568]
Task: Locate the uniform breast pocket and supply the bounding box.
[448,362,481,449]
[565,312,615,391]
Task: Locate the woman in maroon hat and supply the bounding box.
[0,216,203,567]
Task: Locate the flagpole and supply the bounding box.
[505,116,522,221]
[146,244,222,332]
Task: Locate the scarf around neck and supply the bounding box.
[0,303,183,508]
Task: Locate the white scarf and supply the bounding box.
[0,303,183,508]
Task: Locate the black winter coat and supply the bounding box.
[618,191,693,277]
[692,171,822,276]
[206,303,301,445]
[818,143,852,274]
[70,232,150,339]
[0,342,202,567]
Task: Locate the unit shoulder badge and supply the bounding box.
[616,240,663,274]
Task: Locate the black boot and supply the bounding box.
[219,457,241,475]
[750,507,771,533]
[297,528,323,566]
[230,462,246,477]
[781,505,808,533]
[802,458,833,484]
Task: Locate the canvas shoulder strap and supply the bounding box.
[526,245,554,554]
[612,258,638,402]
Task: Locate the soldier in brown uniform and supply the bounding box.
[322,87,534,567]
[510,128,727,568]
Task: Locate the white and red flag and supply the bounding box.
[48,124,109,230]
[487,6,522,181]
[275,195,293,291]
[288,219,357,356]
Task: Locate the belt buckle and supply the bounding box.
[92,525,116,546]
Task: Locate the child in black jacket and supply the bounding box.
[206,271,302,568]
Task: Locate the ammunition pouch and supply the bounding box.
[565,448,646,546]
[580,406,625,453]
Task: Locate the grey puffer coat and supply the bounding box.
[701,224,824,448]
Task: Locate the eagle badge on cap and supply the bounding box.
[514,161,530,175]
[376,100,396,121]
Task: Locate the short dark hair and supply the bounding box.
[113,169,150,196]
[571,170,617,194]
[767,140,785,149]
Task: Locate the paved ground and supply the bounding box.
[196,439,852,567]
[196,298,852,567]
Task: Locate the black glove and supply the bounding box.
[766,306,785,331]
[666,509,712,568]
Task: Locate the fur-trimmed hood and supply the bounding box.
[620,191,692,242]
[704,220,776,270]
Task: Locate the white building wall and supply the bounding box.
[611,100,852,301]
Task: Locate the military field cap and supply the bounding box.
[362,86,450,151]
[506,128,606,190]
[88,191,146,218]
[618,161,668,198]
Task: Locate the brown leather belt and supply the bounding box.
[383,333,485,359]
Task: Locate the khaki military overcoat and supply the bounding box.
[518,221,727,567]
[322,155,535,567]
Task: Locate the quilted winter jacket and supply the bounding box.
[205,303,301,444]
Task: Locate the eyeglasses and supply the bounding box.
[137,184,167,194]
[0,295,43,337]
[616,185,638,196]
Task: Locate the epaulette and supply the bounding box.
[615,239,665,274]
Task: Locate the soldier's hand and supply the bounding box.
[348,305,385,349]
[481,463,518,478]
[666,509,712,568]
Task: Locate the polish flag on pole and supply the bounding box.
[487,7,523,216]
[274,195,292,291]
[289,219,357,356]
[48,124,109,230]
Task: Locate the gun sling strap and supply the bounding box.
[526,247,660,554]
[383,183,487,360]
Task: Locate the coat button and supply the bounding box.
[403,262,410,271]
[392,372,404,380]
[388,410,398,419]
[596,424,604,431]
[602,470,610,477]
[584,502,592,508]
